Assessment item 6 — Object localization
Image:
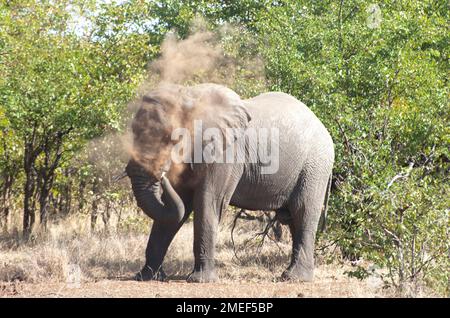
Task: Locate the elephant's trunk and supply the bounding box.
[126,160,184,223]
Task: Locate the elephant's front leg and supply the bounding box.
[187,195,220,283]
[136,211,192,281]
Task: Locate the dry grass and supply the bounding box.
[0,209,400,298]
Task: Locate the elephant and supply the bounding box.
[125,83,334,283]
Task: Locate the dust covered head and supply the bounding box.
[129,84,184,177]
[129,83,251,179]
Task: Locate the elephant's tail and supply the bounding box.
[319,174,332,233]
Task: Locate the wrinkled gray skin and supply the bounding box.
[126,84,334,283]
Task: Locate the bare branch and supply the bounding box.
[386,162,414,190]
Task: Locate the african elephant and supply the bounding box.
[125,83,334,283]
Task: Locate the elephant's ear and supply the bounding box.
[187,84,251,133]
[179,84,251,166]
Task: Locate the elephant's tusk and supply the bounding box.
[113,171,128,182]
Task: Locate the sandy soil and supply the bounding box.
[0,265,384,298]
[0,213,394,298]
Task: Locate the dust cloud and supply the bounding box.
[151,31,222,85]
[126,21,267,180]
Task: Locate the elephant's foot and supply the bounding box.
[134,265,167,282]
[187,260,217,283]
[187,269,218,283]
[280,264,314,282]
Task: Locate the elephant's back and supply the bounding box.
[245,92,318,124]
[244,92,332,147]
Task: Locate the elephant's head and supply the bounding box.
[126,83,251,223]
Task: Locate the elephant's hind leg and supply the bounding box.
[281,170,330,282]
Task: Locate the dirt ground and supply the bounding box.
[0,264,386,298]
[0,213,396,298]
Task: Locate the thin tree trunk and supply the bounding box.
[38,136,62,228]
[91,179,99,232]
[23,126,40,238]
[39,178,50,229]
[23,167,36,238]
[1,174,14,233]
[78,178,86,211]
[102,199,111,233]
